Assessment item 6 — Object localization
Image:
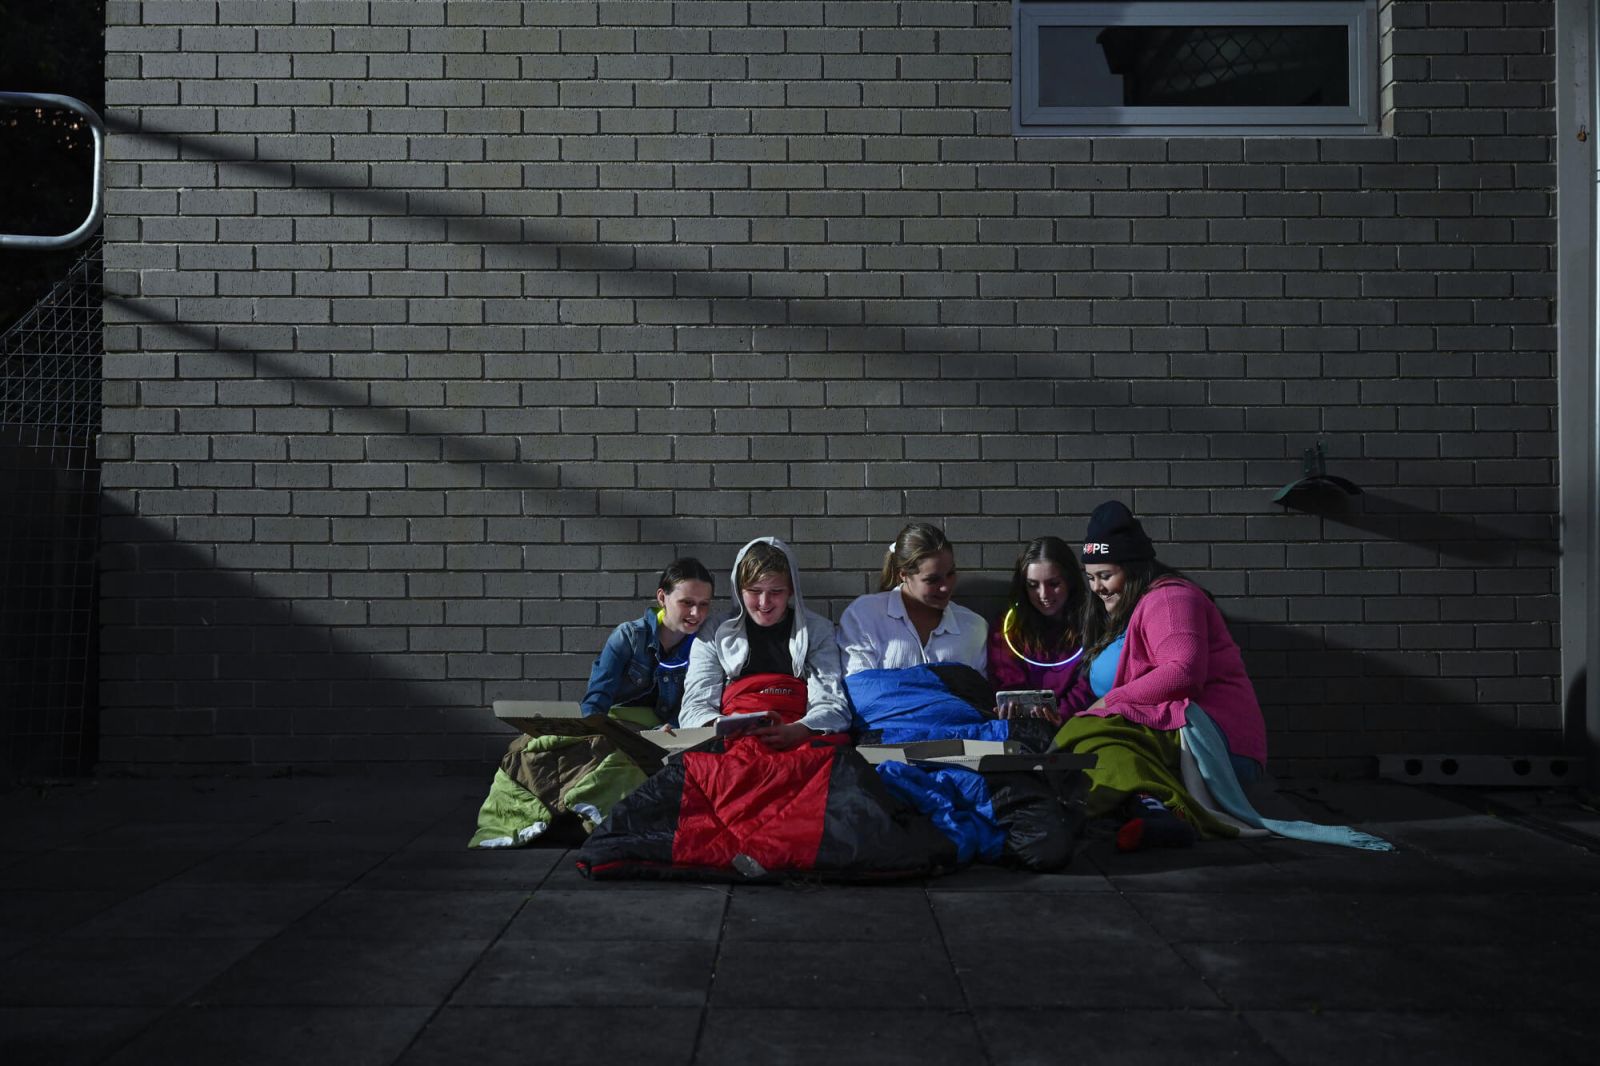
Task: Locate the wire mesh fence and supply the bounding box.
[1095,25,1349,107]
[0,236,101,778]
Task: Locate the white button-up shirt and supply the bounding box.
[837,588,988,677]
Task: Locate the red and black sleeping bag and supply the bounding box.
[575,673,958,882]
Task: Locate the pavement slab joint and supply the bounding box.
[0,776,1595,1064]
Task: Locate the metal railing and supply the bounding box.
[0,91,104,251]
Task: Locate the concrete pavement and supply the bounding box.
[1,773,1595,1065]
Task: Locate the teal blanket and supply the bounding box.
[1182,705,1394,852]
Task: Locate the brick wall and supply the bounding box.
[100,0,1561,776]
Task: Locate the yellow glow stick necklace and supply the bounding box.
[656,607,694,668]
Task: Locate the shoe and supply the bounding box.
[1115,793,1196,852]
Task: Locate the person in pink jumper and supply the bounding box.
[986,536,1089,724]
[1055,501,1268,851]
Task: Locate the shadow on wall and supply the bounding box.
[1241,492,1561,775]
[967,556,1558,779]
[104,295,650,496]
[97,118,1565,771]
[98,292,958,628]
[100,119,1123,603]
[1279,490,1560,566]
[1238,618,1563,779]
[102,118,1097,560]
[98,495,533,770]
[99,482,1560,775]
[1565,668,1587,752]
[104,115,974,353]
[0,429,100,781]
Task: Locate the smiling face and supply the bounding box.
[1084,563,1127,613]
[900,549,958,613]
[1023,561,1069,619]
[658,579,714,636]
[740,573,792,628]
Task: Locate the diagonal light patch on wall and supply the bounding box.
[103,114,1006,356]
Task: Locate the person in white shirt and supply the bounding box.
[837,521,988,676]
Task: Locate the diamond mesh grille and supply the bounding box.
[1096,25,1348,108]
[0,237,102,778]
[1145,27,1337,101]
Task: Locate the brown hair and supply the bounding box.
[879,522,954,591]
[658,557,713,594]
[1081,558,1188,659]
[735,541,791,591]
[1005,536,1087,658]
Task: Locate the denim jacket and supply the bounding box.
[580,610,696,724]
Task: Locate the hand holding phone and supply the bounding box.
[995,689,1060,724]
[715,711,775,737]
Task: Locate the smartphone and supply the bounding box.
[995,689,1057,719]
[715,711,773,736]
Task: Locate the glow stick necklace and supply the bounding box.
[1001,607,1083,669]
[656,607,695,669]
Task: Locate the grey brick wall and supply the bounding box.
[101,0,1561,775]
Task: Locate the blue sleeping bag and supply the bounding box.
[845,664,1011,743]
[848,665,1083,871]
[874,760,1005,864]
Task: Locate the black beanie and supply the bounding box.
[1082,501,1155,564]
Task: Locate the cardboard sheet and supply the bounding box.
[857,738,1095,773]
[492,700,718,754]
[490,704,1096,770]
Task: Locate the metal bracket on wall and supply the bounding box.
[1378,753,1589,788]
[1272,441,1362,507]
[0,91,104,251]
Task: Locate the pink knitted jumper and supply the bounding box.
[1074,578,1267,764]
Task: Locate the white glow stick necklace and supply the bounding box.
[1001,607,1084,669]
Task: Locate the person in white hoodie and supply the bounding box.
[677,536,851,749]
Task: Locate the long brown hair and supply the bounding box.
[1004,537,1086,658]
[879,522,954,591]
[1081,558,1187,660]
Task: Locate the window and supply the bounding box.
[1014,1,1377,136]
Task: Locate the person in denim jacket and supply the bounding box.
[580,559,716,725]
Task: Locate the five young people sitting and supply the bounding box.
[576,504,1270,851]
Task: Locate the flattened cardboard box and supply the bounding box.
[493,703,1095,772]
[857,739,1096,774]
[856,738,1013,765]
[493,700,716,757]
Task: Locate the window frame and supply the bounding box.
[1013,0,1379,137]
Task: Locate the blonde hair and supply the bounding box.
[736,541,791,591]
[879,522,954,591]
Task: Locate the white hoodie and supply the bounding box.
[677,537,851,733]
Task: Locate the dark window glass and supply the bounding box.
[1037,24,1350,109]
